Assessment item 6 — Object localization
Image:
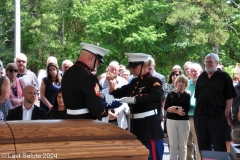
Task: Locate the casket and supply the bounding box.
[0,120,149,160]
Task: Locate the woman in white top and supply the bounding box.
[101,73,129,129]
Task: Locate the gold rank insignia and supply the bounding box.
[138,87,145,93]
[153,82,161,86]
[94,83,100,97]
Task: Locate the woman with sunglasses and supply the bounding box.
[165,68,184,97]
[6,63,25,108]
[0,64,12,120]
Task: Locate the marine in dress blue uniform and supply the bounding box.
[61,43,114,119]
[110,53,164,160]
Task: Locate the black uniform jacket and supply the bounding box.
[61,61,106,119]
[6,105,47,120]
[111,72,164,141]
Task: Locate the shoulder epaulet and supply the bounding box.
[153,82,161,86]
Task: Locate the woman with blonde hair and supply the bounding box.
[164,75,190,160]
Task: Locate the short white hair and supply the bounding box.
[122,69,130,75]
[205,53,219,62]
[109,61,120,70]
[189,63,203,72]
[15,53,27,62]
[62,60,73,67]
[47,56,58,65]
[184,61,193,67]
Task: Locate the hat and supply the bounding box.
[125,53,152,68]
[80,43,109,63]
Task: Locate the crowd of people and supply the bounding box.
[0,42,240,160]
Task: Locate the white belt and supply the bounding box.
[131,109,158,119]
[67,108,89,115]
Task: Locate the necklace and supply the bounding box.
[10,80,16,87]
[176,91,184,97]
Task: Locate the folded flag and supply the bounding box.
[101,98,122,109]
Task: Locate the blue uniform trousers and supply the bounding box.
[141,139,164,160]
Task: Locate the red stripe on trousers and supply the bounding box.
[150,140,156,160]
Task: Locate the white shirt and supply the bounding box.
[22,104,34,120]
[101,88,129,129]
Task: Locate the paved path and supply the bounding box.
[163,143,170,160]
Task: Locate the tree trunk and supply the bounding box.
[213,44,219,54]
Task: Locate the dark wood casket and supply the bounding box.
[0,120,149,160]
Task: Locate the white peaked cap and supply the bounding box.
[80,42,109,63]
[125,53,152,63]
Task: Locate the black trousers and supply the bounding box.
[194,114,227,152]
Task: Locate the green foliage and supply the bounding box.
[0,0,240,77]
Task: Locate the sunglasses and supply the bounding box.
[8,69,18,73]
[172,73,179,76]
[17,60,26,63]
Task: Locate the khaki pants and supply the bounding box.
[232,124,240,144]
[187,117,201,160]
[167,119,190,160]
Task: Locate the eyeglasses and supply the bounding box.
[204,61,215,64]
[172,73,179,76]
[17,60,26,63]
[8,69,18,73]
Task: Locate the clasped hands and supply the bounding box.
[167,106,185,116]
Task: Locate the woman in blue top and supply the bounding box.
[40,63,61,112]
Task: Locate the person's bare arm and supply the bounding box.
[0,77,10,103]
[40,81,52,110]
[225,98,233,126]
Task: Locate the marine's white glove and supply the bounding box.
[100,93,115,105]
[118,97,136,104]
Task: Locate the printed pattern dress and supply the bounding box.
[0,76,13,121]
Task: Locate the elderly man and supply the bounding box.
[186,63,202,160]
[194,53,236,153]
[99,61,128,90]
[61,59,73,76]
[6,85,47,120]
[122,69,131,82]
[61,43,114,119]
[184,61,193,79]
[15,53,39,105]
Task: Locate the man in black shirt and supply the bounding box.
[194,53,236,153]
[61,43,114,119]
